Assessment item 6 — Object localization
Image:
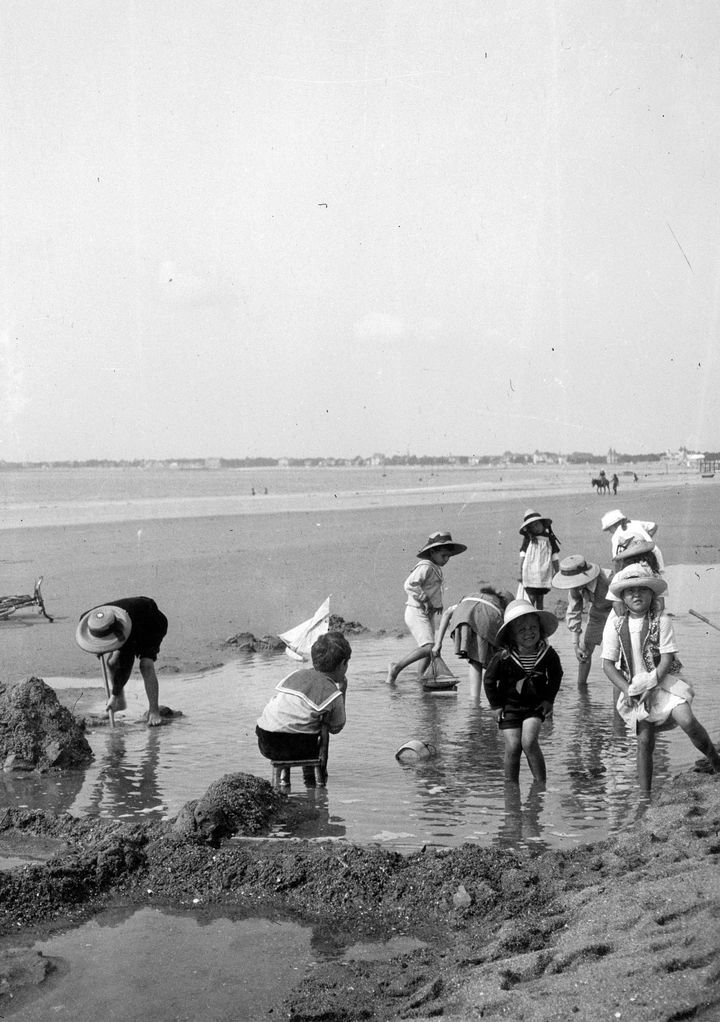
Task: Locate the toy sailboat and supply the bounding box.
[278,596,331,661]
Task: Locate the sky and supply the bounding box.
[2,1,720,461]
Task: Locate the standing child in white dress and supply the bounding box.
[518,509,560,610]
[601,563,720,792]
[386,531,466,685]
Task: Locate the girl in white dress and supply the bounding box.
[518,509,560,610]
[601,563,720,792]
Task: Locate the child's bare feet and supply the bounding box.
[386,663,397,685]
[106,693,126,713]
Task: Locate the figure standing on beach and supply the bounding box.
[517,508,560,609]
[256,631,351,787]
[601,510,664,571]
[483,600,563,782]
[601,563,720,791]
[432,586,513,702]
[386,531,466,685]
[611,473,619,495]
[552,555,614,687]
[76,597,168,727]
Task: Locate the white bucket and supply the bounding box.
[395,740,436,763]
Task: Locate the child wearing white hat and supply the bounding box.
[601,510,664,571]
[552,555,614,687]
[601,564,720,791]
[484,600,563,782]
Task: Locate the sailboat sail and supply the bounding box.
[278,597,331,661]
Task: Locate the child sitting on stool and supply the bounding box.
[256,632,351,787]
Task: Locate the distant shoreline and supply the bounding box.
[0,463,705,531]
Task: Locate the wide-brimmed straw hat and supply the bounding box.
[601,509,626,531]
[519,508,552,535]
[76,605,132,654]
[609,563,667,599]
[552,555,600,589]
[416,531,467,558]
[614,537,655,561]
[496,599,559,644]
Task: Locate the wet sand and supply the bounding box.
[3,470,718,683]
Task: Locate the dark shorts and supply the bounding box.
[255,725,321,761]
[497,707,544,730]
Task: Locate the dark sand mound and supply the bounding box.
[0,769,718,1019]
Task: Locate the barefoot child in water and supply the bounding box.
[601,563,720,792]
[517,509,560,610]
[386,531,466,685]
[484,600,563,782]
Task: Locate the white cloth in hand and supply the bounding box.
[628,669,658,698]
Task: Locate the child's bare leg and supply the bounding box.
[521,717,546,782]
[105,652,131,712]
[672,704,720,769]
[636,721,656,792]
[387,644,432,685]
[576,650,593,688]
[139,657,162,727]
[502,729,522,782]
[467,662,482,704]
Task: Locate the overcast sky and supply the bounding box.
[2,1,719,461]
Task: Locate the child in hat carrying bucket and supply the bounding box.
[517,509,560,610]
[386,531,466,685]
[483,600,563,782]
[601,563,720,792]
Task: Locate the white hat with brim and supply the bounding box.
[76,605,132,654]
[519,508,552,535]
[416,531,467,558]
[608,564,667,599]
[552,555,600,589]
[614,537,655,561]
[601,510,625,531]
[496,599,559,645]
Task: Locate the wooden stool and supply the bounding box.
[271,759,326,789]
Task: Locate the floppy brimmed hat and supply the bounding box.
[609,563,667,599]
[416,531,467,558]
[601,509,625,531]
[519,508,551,535]
[614,537,655,561]
[552,555,600,589]
[496,598,559,644]
[76,605,132,654]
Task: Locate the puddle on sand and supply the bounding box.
[1,906,426,1021]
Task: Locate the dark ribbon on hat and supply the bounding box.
[559,560,592,578]
[88,610,125,640]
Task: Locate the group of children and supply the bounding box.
[387,512,720,793]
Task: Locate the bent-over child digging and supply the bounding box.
[483,599,563,782]
[432,586,513,702]
[601,563,720,792]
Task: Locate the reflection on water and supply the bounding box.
[1,619,718,854]
[4,905,426,1022]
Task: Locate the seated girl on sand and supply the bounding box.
[601,563,720,793]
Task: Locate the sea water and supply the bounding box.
[9,608,718,856]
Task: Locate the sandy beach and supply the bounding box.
[2,466,717,683]
[1,467,720,1019]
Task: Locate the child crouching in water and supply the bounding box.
[601,563,720,792]
[483,600,563,782]
[386,531,466,685]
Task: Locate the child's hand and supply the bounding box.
[431,643,442,659]
[574,644,589,663]
[536,700,553,720]
[628,670,657,697]
[491,708,503,722]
